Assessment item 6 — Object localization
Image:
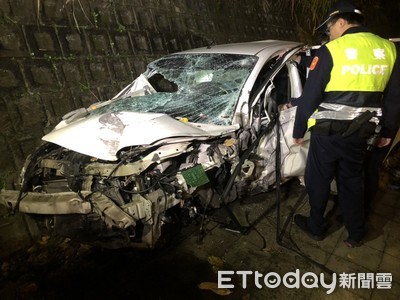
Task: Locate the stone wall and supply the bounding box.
[0,0,296,187]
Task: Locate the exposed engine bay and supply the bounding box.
[5,108,304,249]
[10,131,259,249]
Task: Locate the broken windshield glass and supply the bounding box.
[93,53,257,125]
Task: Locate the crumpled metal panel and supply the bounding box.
[42,111,238,161]
[0,190,92,214]
[91,192,136,228]
[252,107,310,189]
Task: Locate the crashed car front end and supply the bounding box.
[1,41,307,249]
[2,52,259,249]
[6,131,241,249]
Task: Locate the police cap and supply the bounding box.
[315,0,363,32]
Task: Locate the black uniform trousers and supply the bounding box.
[304,132,367,241]
[364,138,395,215]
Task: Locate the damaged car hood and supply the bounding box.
[42,111,238,161]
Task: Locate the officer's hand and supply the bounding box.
[293,138,304,146]
[376,137,391,148]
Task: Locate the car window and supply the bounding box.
[251,56,305,106]
[248,52,305,127]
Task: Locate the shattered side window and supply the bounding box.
[93,54,257,125]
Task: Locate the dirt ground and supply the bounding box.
[0,181,301,300]
[0,224,243,299]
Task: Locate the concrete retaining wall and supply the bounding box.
[0,0,296,186]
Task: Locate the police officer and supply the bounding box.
[292,0,400,248]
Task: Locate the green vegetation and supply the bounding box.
[263,0,389,43]
[0,15,18,25]
[0,172,10,190]
[92,11,99,28]
[117,24,126,33]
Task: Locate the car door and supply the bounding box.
[248,45,311,189]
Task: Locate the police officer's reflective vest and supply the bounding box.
[308,32,396,129]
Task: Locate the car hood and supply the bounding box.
[42,111,238,161]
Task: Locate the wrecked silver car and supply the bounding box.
[1,40,310,249]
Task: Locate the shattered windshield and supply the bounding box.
[93,53,257,125]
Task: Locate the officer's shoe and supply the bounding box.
[294,214,324,241]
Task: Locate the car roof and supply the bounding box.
[178,39,302,56]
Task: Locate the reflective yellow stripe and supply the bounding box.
[307,109,317,130]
